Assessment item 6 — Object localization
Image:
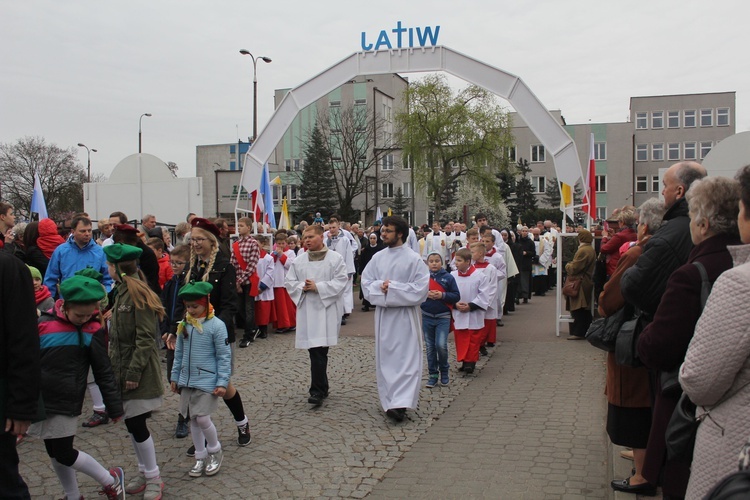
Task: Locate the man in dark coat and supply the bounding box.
[517,227,536,303]
[0,251,41,498]
[620,161,706,316]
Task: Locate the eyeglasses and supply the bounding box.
[170,260,187,267]
[191,237,208,243]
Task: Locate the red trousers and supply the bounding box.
[272,287,296,329]
[255,300,276,326]
[484,319,497,344]
[454,328,482,363]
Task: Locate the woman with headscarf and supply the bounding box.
[36,218,65,263]
[565,229,596,339]
[358,232,384,312]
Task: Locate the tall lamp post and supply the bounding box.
[239,49,272,142]
[77,143,97,183]
[138,113,152,153]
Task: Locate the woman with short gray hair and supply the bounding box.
[631,177,741,498]
[601,198,665,495]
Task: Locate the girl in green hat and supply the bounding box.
[171,281,231,477]
[28,275,126,499]
[104,244,166,500]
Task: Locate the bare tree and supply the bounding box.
[0,136,87,218]
[316,103,390,222]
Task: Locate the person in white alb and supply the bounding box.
[325,219,355,324]
[421,221,450,263]
[361,216,429,423]
[285,225,349,406]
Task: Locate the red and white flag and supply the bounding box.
[582,133,597,220]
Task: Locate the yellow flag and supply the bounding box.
[560,182,574,222]
[270,176,282,186]
[387,208,392,216]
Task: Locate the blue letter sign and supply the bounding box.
[361,21,441,51]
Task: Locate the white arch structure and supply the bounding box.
[237,45,585,208]
[237,46,585,336]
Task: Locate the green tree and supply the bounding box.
[396,74,513,219]
[507,158,537,222]
[297,125,338,222]
[0,136,87,219]
[389,187,409,218]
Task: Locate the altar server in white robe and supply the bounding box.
[285,225,349,406]
[361,216,429,422]
[325,219,355,322]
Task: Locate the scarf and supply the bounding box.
[457,265,476,277]
[35,285,52,306]
[474,260,490,269]
[307,247,329,262]
[486,247,496,257]
[176,300,215,338]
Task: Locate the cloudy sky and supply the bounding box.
[2,0,747,180]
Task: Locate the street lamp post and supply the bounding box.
[239,50,272,142]
[139,113,152,153]
[77,143,97,183]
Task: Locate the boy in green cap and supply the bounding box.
[171,281,231,477]
[28,265,54,314]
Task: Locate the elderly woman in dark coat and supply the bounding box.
[601,199,666,495]
[679,166,750,498]
[565,229,596,339]
[633,176,742,499]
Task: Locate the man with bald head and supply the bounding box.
[621,161,707,316]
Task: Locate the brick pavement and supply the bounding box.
[17,292,612,499]
[368,293,610,499]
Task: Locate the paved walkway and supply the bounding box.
[18,291,611,499]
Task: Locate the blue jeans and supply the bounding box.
[422,314,451,376]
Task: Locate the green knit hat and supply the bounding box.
[27,265,42,281]
[103,243,142,263]
[59,275,105,303]
[178,281,214,301]
[75,266,103,282]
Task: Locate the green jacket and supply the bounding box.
[109,280,164,400]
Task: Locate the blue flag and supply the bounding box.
[31,173,48,219]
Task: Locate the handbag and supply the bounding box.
[666,378,750,462]
[615,309,644,367]
[585,306,627,352]
[562,275,582,297]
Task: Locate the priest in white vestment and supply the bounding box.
[361,216,429,422]
[286,225,349,406]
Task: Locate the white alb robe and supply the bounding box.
[285,250,348,349]
[326,233,355,314]
[361,245,429,411]
[474,262,499,320]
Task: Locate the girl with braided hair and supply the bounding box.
[166,218,252,454]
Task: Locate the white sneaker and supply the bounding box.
[125,473,146,494]
[143,478,164,500]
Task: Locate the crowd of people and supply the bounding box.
[597,161,750,499]
[3,159,750,499]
